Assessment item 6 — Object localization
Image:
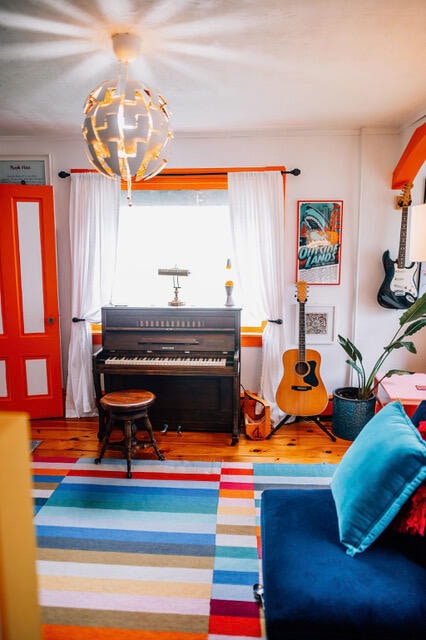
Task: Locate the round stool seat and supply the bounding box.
[100,389,155,412]
[96,388,164,478]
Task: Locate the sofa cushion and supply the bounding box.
[261,488,426,639]
[392,480,426,536]
[388,483,426,568]
[392,406,426,538]
[330,401,426,556]
[389,400,426,560]
[411,400,426,429]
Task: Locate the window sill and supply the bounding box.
[241,333,262,347]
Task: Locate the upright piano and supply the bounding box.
[93,306,241,444]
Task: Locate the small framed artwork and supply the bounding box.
[296,200,343,285]
[301,305,335,344]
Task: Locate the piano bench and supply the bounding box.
[95,389,165,478]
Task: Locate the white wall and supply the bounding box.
[1,125,425,398]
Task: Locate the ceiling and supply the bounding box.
[0,0,426,139]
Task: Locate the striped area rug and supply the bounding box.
[32,457,336,640]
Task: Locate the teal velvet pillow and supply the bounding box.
[331,401,426,556]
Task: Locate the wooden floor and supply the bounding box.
[30,417,351,464]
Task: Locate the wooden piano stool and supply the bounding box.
[95,389,165,478]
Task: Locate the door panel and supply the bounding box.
[0,185,63,417]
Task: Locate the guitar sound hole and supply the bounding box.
[295,361,309,376]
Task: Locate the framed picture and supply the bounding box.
[296,200,343,284]
[0,155,51,185]
[296,305,335,344]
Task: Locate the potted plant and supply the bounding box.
[332,292,426,440]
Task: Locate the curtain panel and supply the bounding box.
[228,171,286,424]
[65,172,120,418]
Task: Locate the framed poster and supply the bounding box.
[296,200,343,284]
[0,155,51,185]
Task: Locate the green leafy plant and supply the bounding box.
[337,292,426,400]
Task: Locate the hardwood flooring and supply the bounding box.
[30,417,351,464]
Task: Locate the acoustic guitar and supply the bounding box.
[377,183,419,310]
[275,281,328,417]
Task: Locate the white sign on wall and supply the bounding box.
[0,158,48,185]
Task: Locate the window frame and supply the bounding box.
[91,166,286,347]
[125,166,285,343]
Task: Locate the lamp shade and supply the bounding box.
[83,77,172,195]
[409,203,426,262]
[82,33,172,203]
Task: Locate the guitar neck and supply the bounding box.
[298,301,306,361]
[397,205,409,268]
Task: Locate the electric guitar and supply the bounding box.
[275,281,328,417]
[377,183,419,309]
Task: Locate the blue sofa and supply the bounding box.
[260,402,426,639]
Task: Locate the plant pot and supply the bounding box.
[332,387,377,441]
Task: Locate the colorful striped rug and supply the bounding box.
[32,457,336,640]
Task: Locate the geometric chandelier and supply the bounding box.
[82,33,173,204]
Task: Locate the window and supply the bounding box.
[111,168,286,332]
[111,170,264,329]
[112,187,234,310]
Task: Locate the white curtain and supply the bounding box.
[228,171,286,424]
[65,172,120,418]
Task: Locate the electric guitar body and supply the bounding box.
[377,250,419,309]
[275,282,328,417]
[377,183,419,310]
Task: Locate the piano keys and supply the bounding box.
[103,355,228,367]
[93,306,241,444]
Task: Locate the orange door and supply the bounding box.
[0,185,63,417]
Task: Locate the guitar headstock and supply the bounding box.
[397,183,413,208]
[296,281,309,303]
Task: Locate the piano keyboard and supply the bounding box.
[104,355,227,367]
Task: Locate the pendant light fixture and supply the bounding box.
[82,33,172,204]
